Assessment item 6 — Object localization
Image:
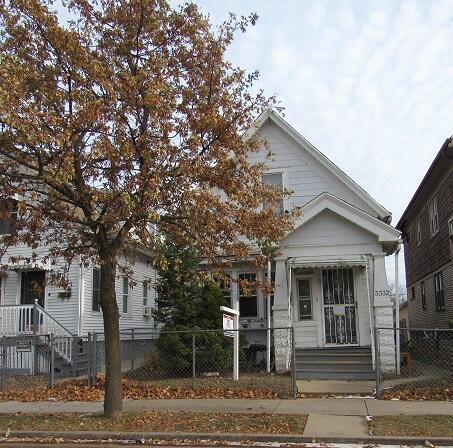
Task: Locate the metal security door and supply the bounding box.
[322,268,358,345]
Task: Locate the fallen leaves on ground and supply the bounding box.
[0,411,307,434]
[381,386,453,401]
[0,376,278,402]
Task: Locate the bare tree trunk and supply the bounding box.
[100,257,122,419]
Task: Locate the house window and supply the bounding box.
[434,272,445,312]
[238,272,258,317]
[218,277,232,307]
[143,282,148,307]
[92,268,101,311]
[421,281,426,310]
[262,173,284,216]
[411,286,416,301]
[448,216,453,238]
[298,278,312,320]
[416,218,422,246]
[122,277,130,315]
[428,195,439,237]
[0,199,17,235]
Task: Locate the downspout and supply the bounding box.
[394,239,402,375]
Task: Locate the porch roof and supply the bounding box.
[288,255,367,269]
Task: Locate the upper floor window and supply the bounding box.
[92,268,101,311]
[448,216,453,239]
[238,272,258,317]
[0,199,17,235]
[143,282,149,307]
[421,281,426,310]
[434,272,445,312]
[428,195,439,237]
[262,173,284,217]
[411,286,416,301]
[416,218,422,246]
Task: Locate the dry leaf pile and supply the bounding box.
[381,386,453,401]
[0,377,278,402]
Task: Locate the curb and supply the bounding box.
[3,430,453,445]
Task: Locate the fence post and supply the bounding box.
[131,329,135,372]
[92,332,97,386]
[87,333,92,386]
[49,334,55,389]
[33,299,39,336]
[291,327,297,399]
[192,330,196,388]
[374,328,381,398]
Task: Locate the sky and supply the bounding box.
[191,0,453,285]
[55,0,453,286]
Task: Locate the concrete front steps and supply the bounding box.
[296,346,374,380]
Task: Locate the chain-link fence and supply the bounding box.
[375,327,453,399]
[0,327,296,398]
[95,327,295,398]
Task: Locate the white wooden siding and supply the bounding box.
[250,120,378,216]
[81,254,157,335]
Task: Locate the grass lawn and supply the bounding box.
[371,415,453,437]
[0,411,307,434]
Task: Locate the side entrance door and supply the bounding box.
[321,268,358,345]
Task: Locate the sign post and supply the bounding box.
[220,305,239,381]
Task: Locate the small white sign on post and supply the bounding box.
[223,314,234,337]
[220,305,239,381]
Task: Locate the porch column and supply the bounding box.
[273,257,291,372]
[373,253,396,373]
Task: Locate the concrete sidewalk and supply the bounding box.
[0,398,452,438]
[0,398,451,416]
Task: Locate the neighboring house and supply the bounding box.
[218,110,400,378]
[0,238,158,338]
[396,137,453,329]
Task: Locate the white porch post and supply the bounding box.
[373,253,396,373]
[273,257,291,372]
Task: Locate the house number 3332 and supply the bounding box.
[374,290,390,296]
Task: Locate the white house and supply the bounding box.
[0,244,157,338]
[220,110,400,378]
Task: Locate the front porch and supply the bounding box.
[272,254,396,375]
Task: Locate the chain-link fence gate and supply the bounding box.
[375,327,453,398]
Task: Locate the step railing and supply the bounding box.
[0,301,74,362]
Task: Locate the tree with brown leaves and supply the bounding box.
[0,0,297,418]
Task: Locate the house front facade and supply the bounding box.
[396,137,453,329]
[221,110,400,378]
[0,241,158,338]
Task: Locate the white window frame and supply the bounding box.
[416,217,422,246]
[122,276,131,317]
[143,281,149,307]
[92,267,101,312]
[428,195,439,237]
[297,277,313,320]
[448,216,453,239]
[434,272,445,312]
[238,272,259,318]
[261,169,289,214]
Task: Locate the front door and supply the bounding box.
[20,271,45,307]
[322,268,358,345]
[19,271,45,333]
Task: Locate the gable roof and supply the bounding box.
[246,109,392,222]
[285,192,400,254]
[396,136,453,230]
